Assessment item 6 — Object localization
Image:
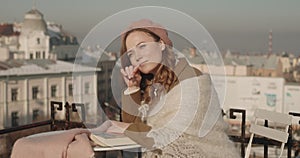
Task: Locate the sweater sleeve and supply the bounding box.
[121,90,142,123]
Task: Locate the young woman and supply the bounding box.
[103,19,240,158]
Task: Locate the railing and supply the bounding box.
[50,101,86,130]
[0,120,52,135]
[0,101,85,135]
[1,105,299,158]
[288,112,300,158]
[228,108,300,158]
[229,108,246,157]
[0,101,87,158]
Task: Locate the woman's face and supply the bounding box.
[125,31,164,74]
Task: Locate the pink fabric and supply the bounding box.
[11,128,94,158]
[121,19,173,47]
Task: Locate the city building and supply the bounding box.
[0,23,20,56]
[0,7,99,128]
[79,45,119,120]
[180,48,252,76]
[180,47,300,123]
[0,7,79,61]
[181,48,290,78]
[0,59,99,129]
[0,6,103,157]
[18,8,50,60]
[293,65,300,82]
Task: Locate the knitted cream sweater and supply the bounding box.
[143,75,241,158]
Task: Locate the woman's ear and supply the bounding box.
[159,40,166,51]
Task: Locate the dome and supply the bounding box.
[21,8,47,34]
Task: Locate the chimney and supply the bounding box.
[268,29,273,56]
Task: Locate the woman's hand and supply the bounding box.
[120,65,141,88]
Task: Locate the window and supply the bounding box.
[32,109,39,121]
[51,85,57,97]
[42,51,45,59]
[11,111,19,127]
[11,88,18,101]
[84,82,90,94]
[36,51,41,59]
[68,84,73,96]
[30,53,33,59]
[98,79,105,85]
[9,52,14,59]
[32,86,39,99]
[85,102,90,112]
[37,38,40,44]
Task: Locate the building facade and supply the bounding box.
[0,7,79,61]
[18,8,50,60]
[0,60,98,128]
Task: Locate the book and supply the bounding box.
[90,132,138,147]
[93,144,142,152]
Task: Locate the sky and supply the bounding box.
[1,0,300,55]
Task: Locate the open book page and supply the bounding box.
[93,144,141,151]
[90,131,137,147]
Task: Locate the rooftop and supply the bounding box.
[0,59,100,77]
[0,24,20,37]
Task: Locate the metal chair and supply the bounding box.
[245,109,293,158]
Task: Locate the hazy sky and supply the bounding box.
[1,0,300,55]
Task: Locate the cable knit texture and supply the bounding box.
[144,75,241,158]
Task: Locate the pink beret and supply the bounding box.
[121,19,173,47]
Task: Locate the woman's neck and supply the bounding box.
[149,63,163,75]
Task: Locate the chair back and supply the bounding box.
[245,109,292,158]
